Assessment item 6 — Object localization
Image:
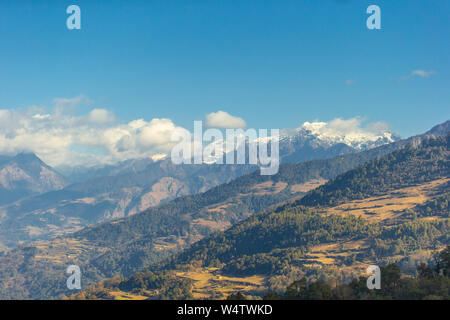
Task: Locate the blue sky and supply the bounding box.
[0,0,449,139]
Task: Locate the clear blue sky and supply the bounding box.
[0,0,449,137]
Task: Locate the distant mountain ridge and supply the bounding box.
[0,161,258,248]
[56,157,157,184]
[426,120,450,136]
[198,120,401,165]
[0,120,402,249]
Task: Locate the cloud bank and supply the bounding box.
[0,97,185,167]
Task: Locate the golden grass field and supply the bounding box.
[175,268,265,299]
[320,178,449,223]
[290,179,327,193]
[108,291,149,300]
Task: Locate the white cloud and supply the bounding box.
[411,70,435,78]
[204,110,247,129]
[0,98,186,167]
[401,69,436,81]
[88,109,115,123]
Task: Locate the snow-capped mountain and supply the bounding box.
[201,120,401,165]
[295,121,399,150]
[279,121,400,163]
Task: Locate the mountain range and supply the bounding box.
[71,132,450,300]
[0,120,447,299]
[0,121,403,249]
[0,162,257,248]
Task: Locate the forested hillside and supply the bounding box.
[297,137,449,207]
[71,246,450,300]
[0,130,448,299]
[272,246,450,300]
[0,140,392,299]
[164,136,449,265]
[75,135,449,300]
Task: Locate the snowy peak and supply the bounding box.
[294,119,400,150]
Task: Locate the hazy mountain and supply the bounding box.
[56,157,158,184]
[0,153,67,206]
[0,161,258,248]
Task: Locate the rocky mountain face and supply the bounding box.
[0,153,67,206]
